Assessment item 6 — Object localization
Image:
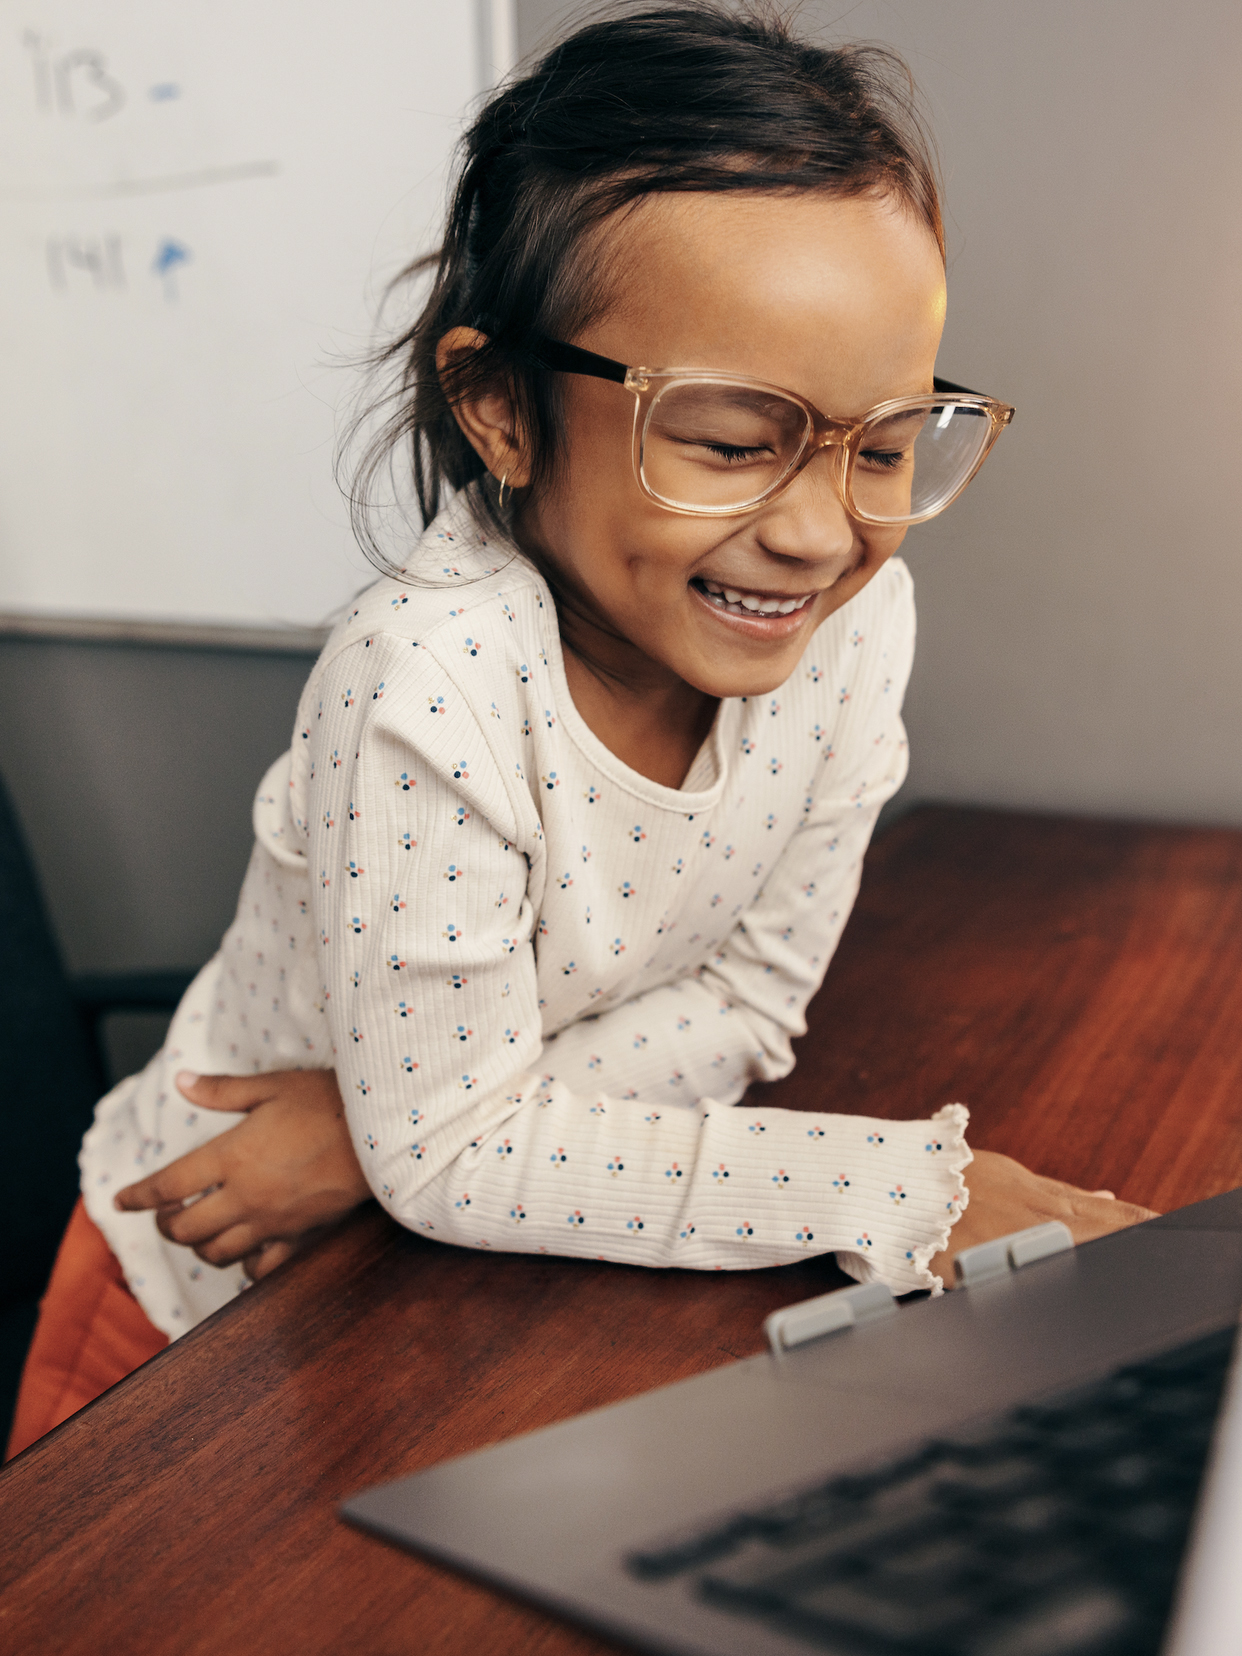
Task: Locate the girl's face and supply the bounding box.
[482,190,946,701]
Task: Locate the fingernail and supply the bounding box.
[179,1182,221,1209]
[176,1070,200,1095]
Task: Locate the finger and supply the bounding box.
[1027,1169,1157,1223]
[1068,1195,1159,1237]
[114,1146,224,1212]
[154,1185,237,1247]
[1035,1173,1135,1213]
[193,1222,264,1268]
[1118,1201,1161,1222]
[1037,1172,1114,1202]
[1072,1190,1154,1220]
[244,1239,298,1282]
[176,1070,284,1113]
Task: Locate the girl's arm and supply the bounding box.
[110,1073,1154,1285]
[312,677,968,1294]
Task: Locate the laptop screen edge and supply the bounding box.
[1163,1311,1242,1656]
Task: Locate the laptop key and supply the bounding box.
[988,1543,1084,1593]
[877,1532,983,1586]
[1109,1498,1189,1543]
[1042,1419,1130,1459]
[753,1487,863,1545]
[788,1579,980,1647]
[627,1514,754,1579]
[1094,1450,1158,1490]
[931,1455,1045,1503]
[700,1514,941,1604]
[991,1492,1080,1535]
[966,1586,1133,1656]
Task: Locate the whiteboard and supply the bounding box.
[0,1,490,632]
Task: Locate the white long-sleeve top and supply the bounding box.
[82,494,970,1339]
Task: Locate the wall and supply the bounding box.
[4,0,1240,1021]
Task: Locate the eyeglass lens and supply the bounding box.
[640,381,993,520]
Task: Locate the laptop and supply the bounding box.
[343,1187,1242,1656]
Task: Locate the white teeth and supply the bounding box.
[696,580,814,617]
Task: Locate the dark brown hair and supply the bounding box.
[345,2,942,569]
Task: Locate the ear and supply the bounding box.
[436,327,533,489]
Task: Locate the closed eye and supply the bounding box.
[703,442,771,463]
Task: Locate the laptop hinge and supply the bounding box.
[954,1220,1074,1286]
[764,1281,897,1354]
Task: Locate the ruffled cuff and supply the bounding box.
[833,1104,972,1295]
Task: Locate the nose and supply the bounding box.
[751,446,858,571]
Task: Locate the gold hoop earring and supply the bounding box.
[498,472,510,510]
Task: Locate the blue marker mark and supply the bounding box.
[152,238,190,300]
[148,83,180,101]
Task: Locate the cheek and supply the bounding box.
[859,523,907,570]
[803,525,906,630]
[554,475,723,602]
[628,523,731,591]
[555,378,634,500]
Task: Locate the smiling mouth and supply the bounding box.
[690,578,816,618]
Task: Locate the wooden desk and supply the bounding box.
[4,808,1241,1656]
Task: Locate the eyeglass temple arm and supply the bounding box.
[529,335,628,383]
[532,335,985,401]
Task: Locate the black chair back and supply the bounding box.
[0,775,104,1310]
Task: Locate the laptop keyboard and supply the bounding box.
[627,1325,1234,1656]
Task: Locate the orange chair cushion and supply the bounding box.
[6,1197,169,1460]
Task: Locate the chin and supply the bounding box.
[689,655,805,701]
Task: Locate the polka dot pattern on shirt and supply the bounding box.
[81,492,970,1339]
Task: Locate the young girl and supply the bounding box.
[10,2,1151,1457]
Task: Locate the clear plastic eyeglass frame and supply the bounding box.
[531,334,1015,525]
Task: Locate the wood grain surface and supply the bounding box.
[3,807,1240,1656]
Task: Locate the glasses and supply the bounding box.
[531,334,1014,524]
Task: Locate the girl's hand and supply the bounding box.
[928,1148,1158,1287]
[113,1069,370,1282]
